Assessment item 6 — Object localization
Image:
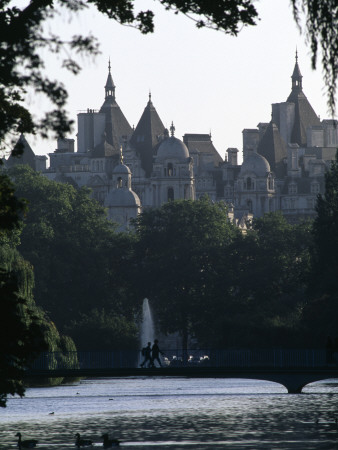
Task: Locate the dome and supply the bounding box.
[104,188,141,208]
[113,163,131,175]
[156,136,189,162]
[240,151,270,177]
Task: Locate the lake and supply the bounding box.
[1,377,338,449]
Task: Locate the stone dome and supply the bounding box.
[240,151,270,177]
[113,163,131,174]
[156,136,189,162]
[104,188,141,208]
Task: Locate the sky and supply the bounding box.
[21,0,336,164]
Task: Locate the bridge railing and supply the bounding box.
[28,348,332,371]
[163,348,329,368]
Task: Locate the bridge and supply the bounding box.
[25,348,338,394]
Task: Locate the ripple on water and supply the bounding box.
[1,377,337,449]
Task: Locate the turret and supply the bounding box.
[291,50,303,93]
[105,59,116,100]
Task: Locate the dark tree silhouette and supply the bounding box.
[301,152,338,343]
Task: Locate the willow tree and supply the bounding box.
[0,171,77,405]
[0,244,45,407]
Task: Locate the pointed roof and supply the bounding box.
[257,121,287,178]
[7,134,36,169]
[129,94,166,177]
[291,49,303,90]
[104,59,116,99]
[286,52,320,147]
[99,62,133,152]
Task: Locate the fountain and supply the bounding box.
[140,298,155,346]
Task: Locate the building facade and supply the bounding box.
[6,53,338,227]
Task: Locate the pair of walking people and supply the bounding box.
[140,339,164,368]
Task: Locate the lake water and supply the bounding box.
[1,377,338,449]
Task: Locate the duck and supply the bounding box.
[16,433,38,449]
[75,433,93,447]
[102,433,120,447]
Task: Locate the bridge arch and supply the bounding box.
[210,372,338,394]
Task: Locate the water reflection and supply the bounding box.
[1,377,337,449]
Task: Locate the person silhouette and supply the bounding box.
[151,339,164,367]
[140,342,152,368]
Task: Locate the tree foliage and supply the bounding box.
[65,308,138,350]
[132,197,240,349]
[7,165,137,333]
[133,203,313,349]
[0,0,336,153]
[302,152,338,341]
[0,245,46,406]
[229,213,312,346]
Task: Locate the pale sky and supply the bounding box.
[22,0,336,163]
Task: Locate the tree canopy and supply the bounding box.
[6,165,137,328]
[132,201,314,349]
[132,197,241,349]
[0,0,337,153]
[302,152,338,341]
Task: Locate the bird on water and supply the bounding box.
[102,433,120,447]
[16,432,38,449]
[75,433,93,447]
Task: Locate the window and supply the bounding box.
[168,187,174,201]
[311,182,320,194]
[247,199,253,213]
[168,163,173,177]
[117,177,123,188]
[307,198,315,209]
[245,177,254,190]
[268,176,274,190]
[288,183,297,194]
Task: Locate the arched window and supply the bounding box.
[268,175,274,190]
[168,187,174,201]
[245,177,253,190]
[117,177,123,188]
[168,163,173,177]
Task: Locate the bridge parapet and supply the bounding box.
[29,348,330,371]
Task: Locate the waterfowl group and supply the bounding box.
[16,433,38,449]
[15,432,120,448]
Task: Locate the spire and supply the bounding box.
[170,121,175,137]
[105,58,116,100]
[291,49,303,92]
